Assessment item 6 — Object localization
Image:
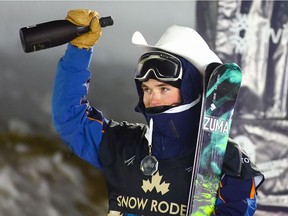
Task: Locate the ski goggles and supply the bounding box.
[135,51,183,82]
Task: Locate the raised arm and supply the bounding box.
[52,9,106,169]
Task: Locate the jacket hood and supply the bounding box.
[134,55,203,159]
[134,55,202,119]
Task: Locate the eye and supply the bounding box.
[142,87,151,93]
[161,87,169,92]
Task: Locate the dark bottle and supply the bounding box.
[20,16,113,53]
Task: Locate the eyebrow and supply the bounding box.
[141,82,169,88]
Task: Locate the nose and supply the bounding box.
[149,92,161,107]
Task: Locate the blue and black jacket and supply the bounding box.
[52,44,264,216]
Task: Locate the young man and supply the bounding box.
[52,9,264,216]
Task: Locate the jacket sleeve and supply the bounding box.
[213,175,257,216]
[52,43,107,169]
[212,140,264,215]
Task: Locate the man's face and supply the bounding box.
[141,79,181,108]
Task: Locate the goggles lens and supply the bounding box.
[135,52,182,82]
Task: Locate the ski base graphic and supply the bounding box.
[187,63,242,216]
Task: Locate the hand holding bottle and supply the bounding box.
[66,9,102,49]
